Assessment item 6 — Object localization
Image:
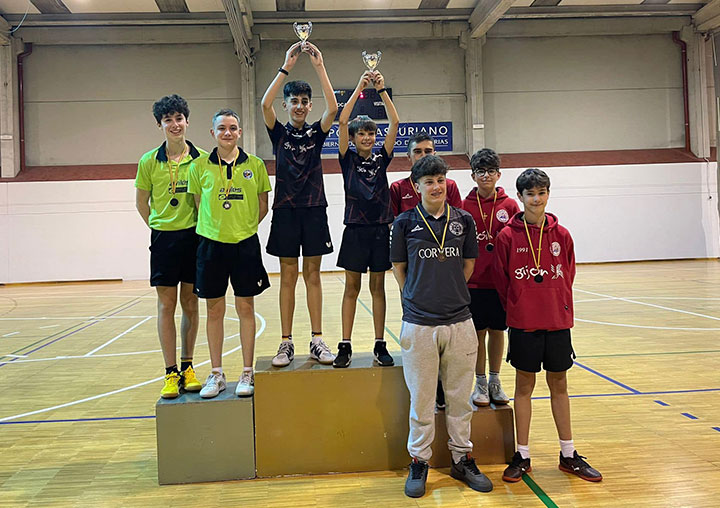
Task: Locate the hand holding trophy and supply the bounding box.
[362,51,382,72]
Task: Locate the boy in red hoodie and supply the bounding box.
[462,149,519,407]
[493,168,602,483]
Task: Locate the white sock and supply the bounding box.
[489,372,500,384]
[476,374,487,386]
[560,439,575,458]
[211,367,223,375]
[341,339,351,343]
[311,334,323,344]
[517,444,530,459]
[243,367,253,373]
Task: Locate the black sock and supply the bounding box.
[180,359,192,371]
[165,365,179,375]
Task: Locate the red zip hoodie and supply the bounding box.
[492,212,575,331]
[462,186,520,289]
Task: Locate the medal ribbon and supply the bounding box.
[166,144,188,197]
[476,189,497,243]
[523,214,546,273]
[218,149,239,200]
[416,203,450,254]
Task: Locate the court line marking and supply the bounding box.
[84,316,152,356]
[575,318,720,331]
[654,400,670,406]
[575,288,720,322]
[681,413,699,420]
[580,349,720,359]
[335,275,401,346]
[6,354,27,358]
[38,324,60,329]
[573,361,640,394]
[523,475,559,508]
[0,415,156,425]
[2,331,19,337]
[0,312,265,422]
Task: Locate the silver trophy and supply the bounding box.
[362,51,382,71]
[293,21,312,43]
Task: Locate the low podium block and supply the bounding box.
[254,352,515,477]
[155,382,255,484]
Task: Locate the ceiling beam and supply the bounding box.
[276,0,304,12]
[30,0,70,14]
[222,0,253,63]
[419,0,450,8]
[0,16,11,44]
[531,0,561,6]
[468,0,515,39]
[694,0,720,32]
[155,0,189,13]
[506,4,703,19]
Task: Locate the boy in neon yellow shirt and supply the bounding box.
[188,108,271,398]
[135,94,207,399]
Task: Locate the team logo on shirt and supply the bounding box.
[449,221,464,236]
[551,264,564,279]
[402,193,414,200]
[551,241,561,257]
[243,169,253,180]
[411,225,424,233]
[496,209,509,223]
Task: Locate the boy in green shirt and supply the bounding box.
[135,94,207,399]
[188,109,272,398]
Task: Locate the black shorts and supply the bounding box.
[337,224,391,273]
[149,227,198,287]
[468,288,507,331]
[507,328,575,373]
[266,206,333,258]
[195,234,270,299]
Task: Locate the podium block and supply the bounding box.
[155,382,255,484]
[254,352,515,477]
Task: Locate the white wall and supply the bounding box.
[483,34,686,153]
[1,162,717,283]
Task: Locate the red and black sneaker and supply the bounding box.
[558,451,603,482]
[502,451,531,483]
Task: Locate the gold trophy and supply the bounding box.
[293,21,312,43]
[362,51,382,71]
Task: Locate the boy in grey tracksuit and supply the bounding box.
[390,155,493,498]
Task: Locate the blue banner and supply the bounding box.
[322,121,453,155]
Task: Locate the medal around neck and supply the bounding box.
[485,243,494,252]
[170,198,179,207]
[362,51,381,71]
[223,201,232,210]
[534,274,543,283]
[437,252,447,262]
[293,21,312,42]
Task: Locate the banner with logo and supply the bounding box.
[322,121,453,155]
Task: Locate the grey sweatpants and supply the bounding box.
[400,318,478,463]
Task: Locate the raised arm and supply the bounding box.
[261,42,302,129]
[304,42,338,133]
[373,71,399,155]
[338,72,372,157]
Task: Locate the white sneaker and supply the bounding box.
[489,382,510,405]
[309,339,335,365]
[200,371,226,399]
[235,371,254,397]
[472,382,490,407]
[272,341,294,367]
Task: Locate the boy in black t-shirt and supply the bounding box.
[261,41,339,367]
[333,70,399,368]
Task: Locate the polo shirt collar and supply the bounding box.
[416,201,449,220]
[155,140,201,163]
[285,121,310,133]
[208,147,249,166]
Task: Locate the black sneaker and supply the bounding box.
[558,451,603,482]
[450,454,493,493]
[373,340,394,366]
[404,458,428,498]
[333,342,352,368]
[502,451,531,483]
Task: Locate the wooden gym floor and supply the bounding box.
[1,259,720,507]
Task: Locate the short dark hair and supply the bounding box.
[516,168,551,194]
[348,115,377,137]
[411,155,448,183]
[152,94,189,124]
[407,132,434,154]
[283,80,312,100]
[470,148,500,172]
[212,108,240,127]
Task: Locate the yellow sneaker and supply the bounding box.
[161,372,181,399]
[180,365,202,392]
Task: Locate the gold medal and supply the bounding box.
[167,143,187,205]
[416,203,450,263]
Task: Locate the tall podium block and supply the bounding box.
[155,382,255,484]
[254,352,410,477]
[254,352,515,477]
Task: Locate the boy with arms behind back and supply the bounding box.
[492,168,602,483]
